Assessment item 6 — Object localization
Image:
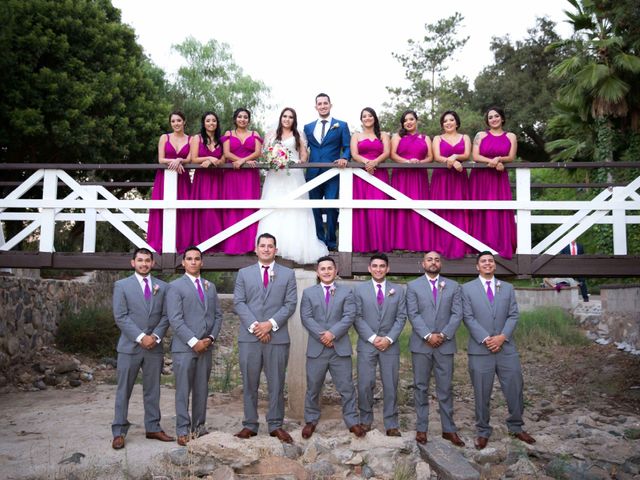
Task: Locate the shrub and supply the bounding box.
[56,306,119,358]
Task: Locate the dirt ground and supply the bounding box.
[0,342,639,480]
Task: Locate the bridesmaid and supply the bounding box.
[390,110,433,251]
[146,111,192,253]
[189,111,225,252]
[350,107,391,252]
[221,107,262,254]
[431,110,471,259]
[469,106,517,259]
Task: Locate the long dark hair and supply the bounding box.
[439,110,461,130]
[200,111,221,147]
[275,107,301,150]
[399,110,418,137]
[484,106,506,126]
[233,107,251,127]
[361,107,381,140]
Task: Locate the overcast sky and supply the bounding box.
[112,0,573,128]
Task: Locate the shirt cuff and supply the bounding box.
[367,334,376,344]
[248,321,258,334]
[268,319,279,332]
[136,332,145,344]
[424,333,432,341]
[187,337,198,348]
[482,336,490,344]
[153,334,161,344]
[385,336,393,344]
[208,335,215,342]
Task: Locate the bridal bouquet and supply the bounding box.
[262,141,293,174]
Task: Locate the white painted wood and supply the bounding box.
[83,187,98,253]
[161,170,178,253]
[39,170,58,252]
[516,168,531,254]
[338,168,353,253]
[612,186,628,255]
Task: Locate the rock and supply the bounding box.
[306,459,334,477]
[415,461,431,480]
[344,453,363,465]
[166,448,190,466]
[208,465,237,480]
[302,442,319,463]
[188,432,284,469]
[546,457,601,480]
[623,455,640,474]
[238,456,308,479]
[282,442,303,460]
[101,357,117,368]
[507,457,538,476]
[43,374,60,386]
[473,446,504,464]
[33,380,47,390]
[54,361,77,374]
[80,372,93,382]
[68,379,82,387]
[418,440,480,480]
[361,464,375,478]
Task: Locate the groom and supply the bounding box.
[304,93,351,251]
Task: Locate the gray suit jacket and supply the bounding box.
[461,278,519,355]
[233,263,297,344]
[167,275,223,354]
[301,283,355,358]
[407,275,462,355]
[353,281,407,355]
[113,275,169,355]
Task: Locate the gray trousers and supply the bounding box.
[357,349,400,430]
[305,348,359,428]
[412,350,457,433]
[239,342,289,433]
[468,351,524,437]
[172,351,212,437]
[112,350,164,437]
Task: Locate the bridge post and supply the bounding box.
[39,170,58,252]
[286,268,317,420]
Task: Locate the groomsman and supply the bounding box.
[462,251,535,450]
[561,239,589,302]
[353,253,407,436]
[407,251,465,447]
[303,93,351,251]
[233,233,297,443]
[167,247,223,446]
[111,248,174,449]
[300,256,366,439]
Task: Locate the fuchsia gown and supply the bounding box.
[468,131,517,259]
[191,137,224,252]
[390,134,432,251]
[430,136,470,258]
[352,138,391,252]
[146,134,192,253]
[221,132,262,254]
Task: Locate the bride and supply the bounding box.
[257,107,328,264]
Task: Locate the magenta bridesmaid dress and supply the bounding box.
[390,134,432,251]
[430,137,470,258]
[191,137,224,252]
[146,134,192,253]
[221,132,262,254]
[468,131,517,259]
[352,138,391,252]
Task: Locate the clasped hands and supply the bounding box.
[319,330,336,348]
[192,337,214,354]
[201,157,224,168]
[140,334,157,350]
[484,334,506,353]
[253,321,273,344]
[487,157,505,171]
[372,335,391,352]
[426,332,446,348]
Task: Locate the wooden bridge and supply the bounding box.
[0,162,638,278]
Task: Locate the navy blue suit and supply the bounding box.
[560,242,589,301]
[303,118,351,249]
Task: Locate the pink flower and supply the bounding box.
[388,288,396,296]
[152,284,160,296]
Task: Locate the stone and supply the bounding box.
[361,464,375,478]
[415,461,431,480]
[188,432,284,469]
[343,453,363,465]
[208,465,237,480]
[507,457,538,476]
[302,442,319,463]
[282,442,303,460]
[69,379,82,387]
[166,448,190,466]
[33,380,47,390]
[306,459,334,477]
[418,440,480,480]
[238,456,308,479]
[43,374,60,386]
[623,455,640,474]
[473,446,504,464]
[54,361,77,374]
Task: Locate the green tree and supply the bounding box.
[0,0,170,166]
[169,37,270,133]
[473,18,563,161]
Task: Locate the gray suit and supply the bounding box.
[407,275,462,433]
[233,263,297,433]
[354,281,407,430]
[462,277,524,438]
[112,274,169,437]
[300,283,359,428]
[167,275,223,436]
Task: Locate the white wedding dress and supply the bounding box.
[257,133,328,264]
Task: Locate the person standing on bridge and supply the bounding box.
[167,246,223,446]
[462,251,535,450]
[233,233,298,443]
[111,247,174,450]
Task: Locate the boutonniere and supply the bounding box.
[329,286,336,296]
[388,288,396,296]
[330,122,340,130]
[269,271,275,282]
[496,281,501,293]
[152,284,160,296]
[439,281,445,290]
[203,280,210,292]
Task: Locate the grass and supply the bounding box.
[56,305,120,358]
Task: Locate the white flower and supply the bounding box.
[152,284,160,296]
[269,271,275,282]
[388,288,396,296]
[496,281,501,292]
[204,280,210,291]
[329,286,336,296]
[439,281,445,290]
[330,123,340,130]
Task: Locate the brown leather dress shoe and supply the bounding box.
[146,431,175,442]
[360,423,372,432]
[474,436,488,450]
[415,431,427,444]
[442,432,465,447]
[386,428,401,437]
[302,423,316,439]
[177,435,189,446]
[510,431,536,444]
[112,435,125,450]
[269,428,293,444]
[349,424,366,438]
[234,427,257,439]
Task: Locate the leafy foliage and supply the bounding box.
[56,306,119,358]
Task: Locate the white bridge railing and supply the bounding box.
[0,164,639,256]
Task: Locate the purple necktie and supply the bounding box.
[376,284,384,306]
[324,285,331,305]
[263,265,269,288]
[195,278,205,303]
[143,277,151,301]
[430,279,437,303]
[486,281,494,304]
